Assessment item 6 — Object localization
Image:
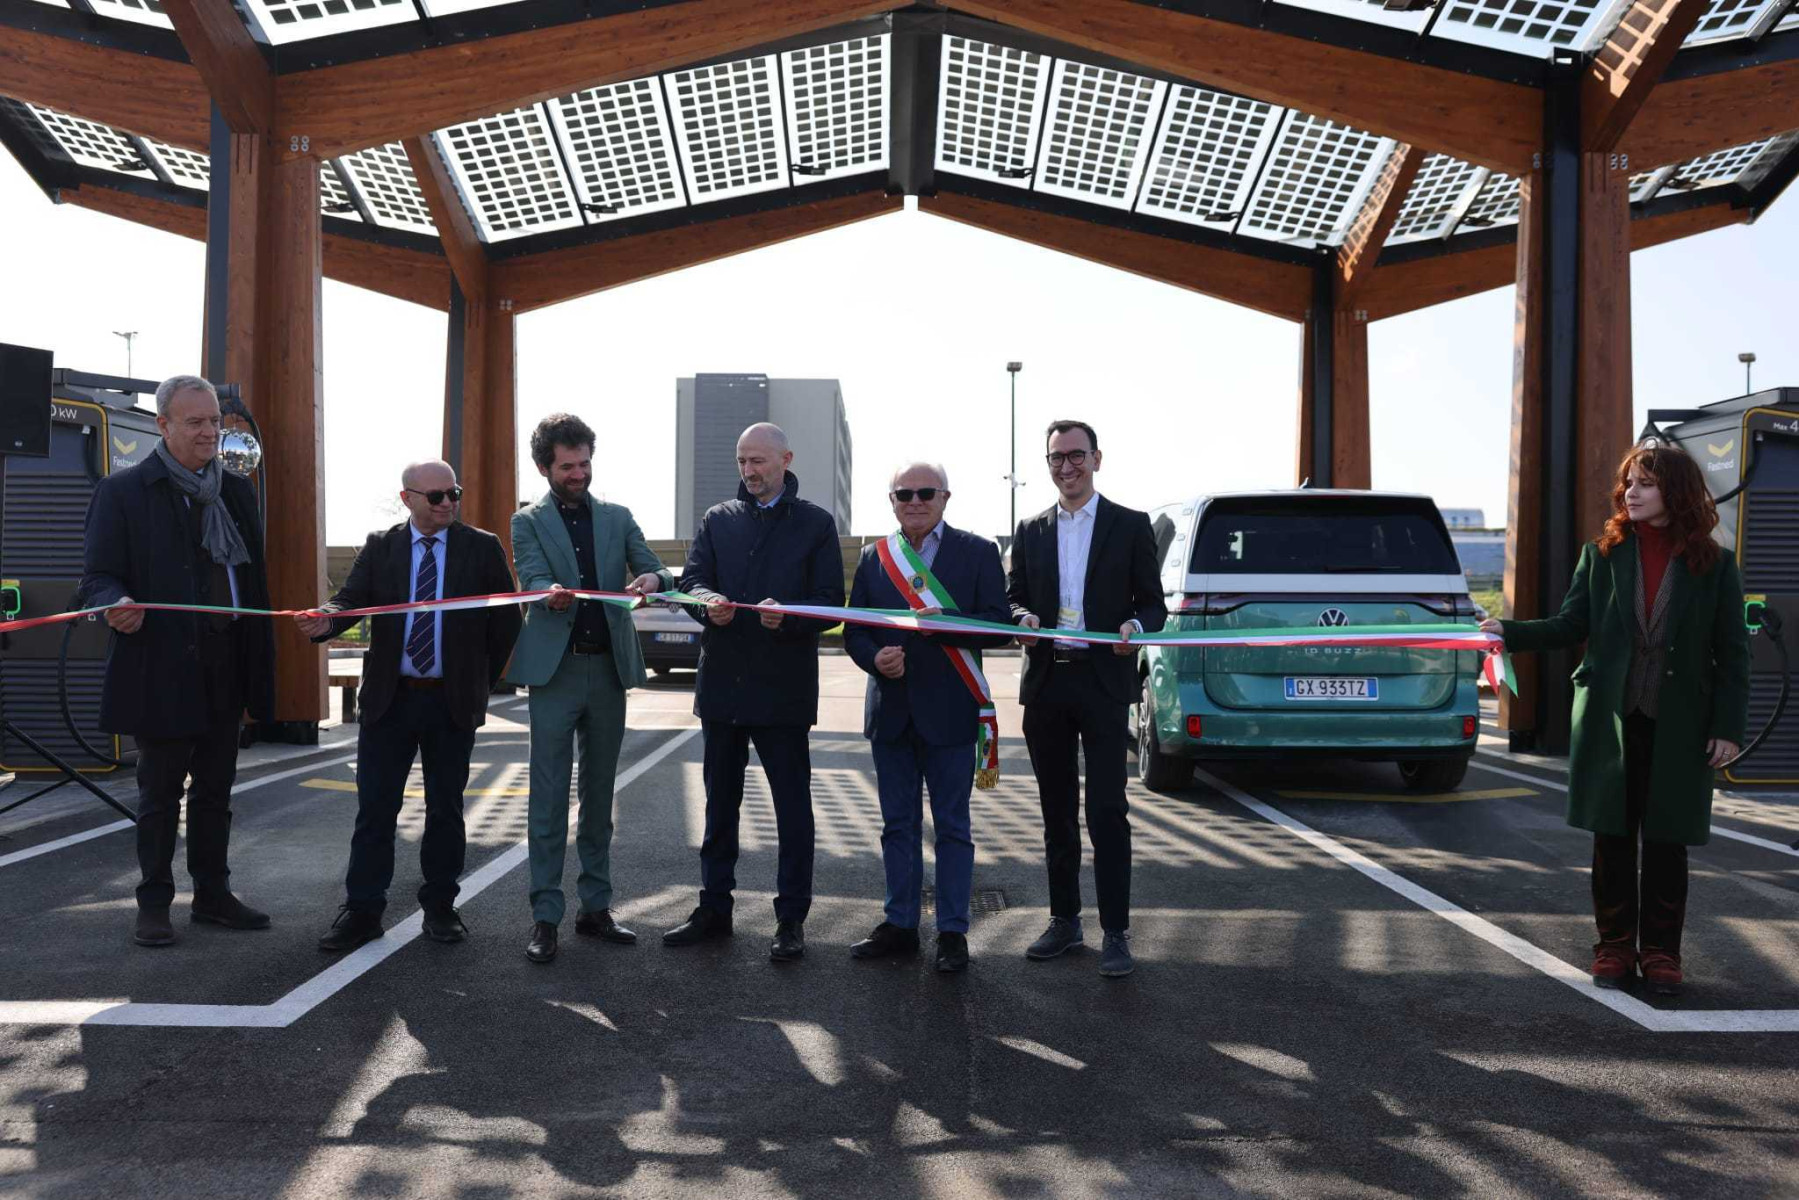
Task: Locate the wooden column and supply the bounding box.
[1295,261,1372,489]
[1500,63,1636,753]
[201,112,327,729]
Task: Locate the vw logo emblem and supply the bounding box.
[1318,608,1349,627]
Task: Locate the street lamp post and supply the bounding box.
[1006,361,1023,536]
[112,330,139,379]
[1739,351,1756,395]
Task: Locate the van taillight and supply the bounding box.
[1462,716,1477,738]
[1186,716,1203,738]
[1178,594,1243,617]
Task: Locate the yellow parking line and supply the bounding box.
[299,780,529,798]
[1273,787,1538,805]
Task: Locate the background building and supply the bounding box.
[675,373,852,535]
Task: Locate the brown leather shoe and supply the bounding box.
[575,909,637,944]
[1640,951,1683,996]
[1591,944,1635,989]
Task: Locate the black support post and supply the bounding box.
[203,103,232,385]
[1307,255,1335,489]
[443,275,467,477]
[889,11,942,197]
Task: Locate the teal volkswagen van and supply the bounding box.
[1130,490,1483,792]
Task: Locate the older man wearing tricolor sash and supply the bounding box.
[844,463,1012,973]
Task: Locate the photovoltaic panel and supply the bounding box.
[436,108,582,241]
[547,80,688,221]
[1136,87,1281,230]
[417,0,525,15]
[781,35,890,183]
[1668,135,1794,190]
[83,0,172,28]
[934,35,1050,188]
[319,164,361,222]
[1033,60,1166,211]
[338,142,439,234]
[1273,0,1432,31]
[0,98,69,161]
[1460,171,1522,228]
[1387,154,1489,243]
[1238,112,1392,245]
[1683,0,1788,42]
[1433,0,1625,54]
[145,139,211,190]
[237,0,416,45]
[665,57,792,203]
[24,104,154,176]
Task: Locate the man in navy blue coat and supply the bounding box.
[81,375,276,948]
[662,423,845,961]
[844,463,1011,973]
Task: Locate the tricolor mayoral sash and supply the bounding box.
[874,531,1001,790]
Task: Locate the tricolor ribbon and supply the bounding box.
[3,589,1515,695]
[872,532,1002,790]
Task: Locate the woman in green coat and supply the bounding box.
[1481,443,1750,997]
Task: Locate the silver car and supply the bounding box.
[632,597,702,674]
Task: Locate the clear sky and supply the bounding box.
[2,152,1794,547]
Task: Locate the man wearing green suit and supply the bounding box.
[508,414,674,964]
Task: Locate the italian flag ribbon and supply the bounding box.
[872,532,1002,790]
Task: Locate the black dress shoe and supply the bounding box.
[134,907,175,947]
[850,922,920,959]
[936,932,970,974]
[770,920,805,962]
[191,893,272,930]
[422,906,467,944]
[318,907,384,953]
[575,909,637,944]
[525,920,558,963]
[662,906,732,947]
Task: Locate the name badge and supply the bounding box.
[1056,605,1080,630]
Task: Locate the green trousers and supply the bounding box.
[527,650,627,924]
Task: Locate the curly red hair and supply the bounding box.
[1595,442,1720,574]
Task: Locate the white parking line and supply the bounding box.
[0,726,701,1028]
[0,748,362,870]
[1471,753,1799,860]
[1193,766,1799,1034]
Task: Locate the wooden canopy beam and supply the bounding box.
[490,190,904,313]
[1336,143,1423,309]
[275,0,909,162]
[1619,58,1799,169]
[1354,200,1752,320]
[1583,0,1708,152]
[57,183,451,309]
[947,0,1540,172]
[404,136,488,305]
[161,0,274,135]
[0,24,209,151]
[919,191,1313,321]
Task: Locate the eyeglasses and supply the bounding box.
[890,488,944,503]
[1046,450,1090,468]
[405,486,464,505]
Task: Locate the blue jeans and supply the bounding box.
[871,729,976,934]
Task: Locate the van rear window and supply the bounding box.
[1192,498,1461,575]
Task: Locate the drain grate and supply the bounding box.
[920,887,1008,916]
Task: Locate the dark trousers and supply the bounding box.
[699,721,815,923]
[871,727,976,934]
[345,685,476,914]
[132,628,245,910]
[1022,655,1133,933]
[1593,711,1689,957]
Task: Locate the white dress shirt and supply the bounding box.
[910,520,946,570]
[1053,493,1139,649]
[399,522,446,679]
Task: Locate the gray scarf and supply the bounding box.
[154,441,250,567]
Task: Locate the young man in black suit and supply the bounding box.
[1007,420,1166,978]
[296,460,521,951]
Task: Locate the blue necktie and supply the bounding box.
[406,536,438,675]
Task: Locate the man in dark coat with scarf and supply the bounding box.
[661,422,844,961]
[81,374,276,948]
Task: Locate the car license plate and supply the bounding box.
[653,632,695,644]
[1284,676,1378,701]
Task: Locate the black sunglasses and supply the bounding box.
[891,488,944,502]
[405,486,464,505]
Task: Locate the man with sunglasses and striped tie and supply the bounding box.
[296,460,521,952]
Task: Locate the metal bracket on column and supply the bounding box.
[1307,254,1336,489]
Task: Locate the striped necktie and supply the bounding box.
[406,536,438,675]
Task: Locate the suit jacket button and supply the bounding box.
[1665,669,1675,678]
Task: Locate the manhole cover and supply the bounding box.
[921,888,1007,916]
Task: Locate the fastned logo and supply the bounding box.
[1317,608,1349,627]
